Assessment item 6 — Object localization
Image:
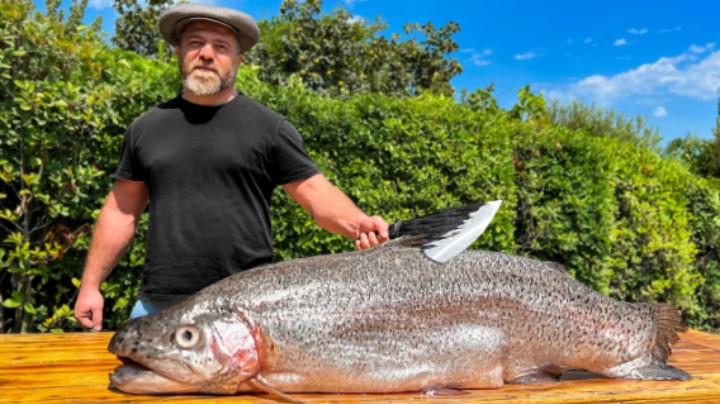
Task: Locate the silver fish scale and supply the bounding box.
[179,242,658,392]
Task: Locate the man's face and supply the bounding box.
[176,21,243,96]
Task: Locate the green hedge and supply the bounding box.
[1,0,718,333]
[244,71,719,331]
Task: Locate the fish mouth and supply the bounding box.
[109,356,197,395]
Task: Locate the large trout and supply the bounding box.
[108,202,690,399]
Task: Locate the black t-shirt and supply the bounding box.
[114,94,320,303]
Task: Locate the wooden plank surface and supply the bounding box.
[0,330,719,403]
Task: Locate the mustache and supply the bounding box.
[190,64,219,74]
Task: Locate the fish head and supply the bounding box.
[108,307,262,395]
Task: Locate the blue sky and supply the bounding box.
[48,0,720,146]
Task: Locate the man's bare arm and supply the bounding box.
[73,179,149,330]
[283,174,389,250]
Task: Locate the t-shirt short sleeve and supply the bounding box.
[270,119,320,184]
[113,123,144,181]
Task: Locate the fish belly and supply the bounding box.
[258,319,508,392]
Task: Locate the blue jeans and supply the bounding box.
[130,300,176,318]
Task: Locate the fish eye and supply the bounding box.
[174,325,202,349]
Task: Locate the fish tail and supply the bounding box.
[601,303,691,381]
[647,303,687,363]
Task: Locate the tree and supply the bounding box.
[112,0,174,61]
[665,135,711,173]
[0,0,173,332]
[244,0,462,97]
[110,0,463,97]
[665,92,720,181]
[548,99,661,151]
[0,0,106,332]
[695,93,720,178]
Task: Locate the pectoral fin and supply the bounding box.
[422,386,469,396]
[247,378,305,404]
[627,364,691,381]
[510,365,563,385]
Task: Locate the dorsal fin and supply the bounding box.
[389,201,502,263]
[543,261,575,279]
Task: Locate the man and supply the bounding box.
[74,4,389,330]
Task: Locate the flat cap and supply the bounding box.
[159,3,260,52]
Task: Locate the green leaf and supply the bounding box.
[24,302,36,314]
[3,299,21,309]
[18,101,32,111]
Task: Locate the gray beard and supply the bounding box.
[182,67,235,96]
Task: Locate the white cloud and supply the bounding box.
[515,51,537,61]
[614,38,627,46]
[653,106,668,117]
[465,48,492,66]
[628,28,648,35]
[342,0,369,5]
[658,27,682,34]
[567,45,720,103]
[88,0,113,9]
[690,43,716,54]
[564,38,593,46]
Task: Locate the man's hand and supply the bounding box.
[74,287,105,331]
[356,215,390,250]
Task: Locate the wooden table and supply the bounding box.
[1,330,719,403]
